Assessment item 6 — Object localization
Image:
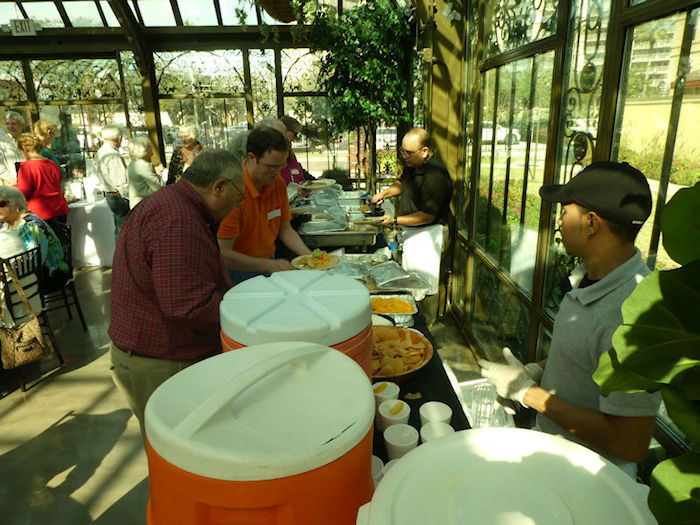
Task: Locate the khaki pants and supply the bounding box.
[109,342,197,440]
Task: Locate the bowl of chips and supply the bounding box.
[371,326,433,383]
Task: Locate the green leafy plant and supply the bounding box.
[308,0,414,185]
[594,182,700,524]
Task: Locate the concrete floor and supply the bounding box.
[0,267,478,524]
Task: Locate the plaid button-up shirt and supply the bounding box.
[108,179,232,360]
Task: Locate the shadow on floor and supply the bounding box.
[0,409,132,524]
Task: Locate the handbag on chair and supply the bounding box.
[0,260,53,369]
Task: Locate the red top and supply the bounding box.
[108,180,232,360]
[279,155,306,185]
[16,158,69,220]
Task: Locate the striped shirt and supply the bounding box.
[108,179,232,360]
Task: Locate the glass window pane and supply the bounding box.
[154,50,245,96]
[21,2,65,28]
[160,97,247,157]
[281,49,323,93]
[536,325,552,361]
[285,95,351,178]
[31,59,122,101]
[99,1,120,26]
[0,60,27,102]
[63,1,103,27]
[135,0,176,26]
[178,0,218,25]
[470,256,530,362]
[220,0,256,25]
[0,3,23,24]
[250,49,278,120]
[613,10,700,271]
[484,0,558,58]
[453,241,469,313]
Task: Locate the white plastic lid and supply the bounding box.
[357,428,655,525]
[220,270,371,346]
[145,341,374,481]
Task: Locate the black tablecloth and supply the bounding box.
[372,313,470,461]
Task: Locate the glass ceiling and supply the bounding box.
[0,0,367,29]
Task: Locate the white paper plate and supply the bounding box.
[301,178,335,190]
[291,253,341,270]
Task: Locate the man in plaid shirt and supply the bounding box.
[109,149,246,438]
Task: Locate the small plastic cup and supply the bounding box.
[419,401,452,426]
[377,399,410,432]
[371,455,384,486]
[383,424,419,460]
[382,458,400,477]
[373,381,400,408]
[420,421,455,443]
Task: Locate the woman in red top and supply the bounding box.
[15,133,69,235]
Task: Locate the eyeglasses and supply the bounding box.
[400,148,420,157]
[0,201,8,208]
[228,179,247,202]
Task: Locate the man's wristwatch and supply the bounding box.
[393,217,398,227]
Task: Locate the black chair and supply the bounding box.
[40,222,88,331]
[0,247,63,391]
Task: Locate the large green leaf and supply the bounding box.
[609,263,700,384]
[661,183,700,265]
[661,387,700,444]
[648,452,700,524]
[595,347,663,396]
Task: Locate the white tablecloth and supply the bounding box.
[68,199,115,268]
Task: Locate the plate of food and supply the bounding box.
[292,249,341,270]
[301,178,335,190]
[351,216,384,225]
[371,326,433,382]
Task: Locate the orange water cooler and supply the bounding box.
[220,270,373,378]
[145,341,375,525]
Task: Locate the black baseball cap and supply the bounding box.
[539,161,652,226]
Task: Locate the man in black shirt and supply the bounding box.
[372,128,453,227]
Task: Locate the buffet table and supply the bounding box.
[68,199,116,268]
[372,312,470,461]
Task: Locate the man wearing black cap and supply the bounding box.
[479,161,661,476]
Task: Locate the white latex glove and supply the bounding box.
[478,347,536,405]
[502,347,544,384]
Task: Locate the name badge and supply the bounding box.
[291,169,300,175]
[268,208,281,220]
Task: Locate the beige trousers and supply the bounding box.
[109,342,197,440]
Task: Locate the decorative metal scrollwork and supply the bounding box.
[31,59,122,101]
[154,51,245,96]
[485,0,558,58]
[282,49,323,93]
[0,61,27,102]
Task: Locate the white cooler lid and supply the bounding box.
[220,270,370,346]
[145,342,374,481]
[357,428,655,525]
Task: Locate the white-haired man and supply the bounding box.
[96,125,129,235]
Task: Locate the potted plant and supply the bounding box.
[594,182,700,524]
[309,0,414,191]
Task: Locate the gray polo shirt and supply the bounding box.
[537,249,661,469]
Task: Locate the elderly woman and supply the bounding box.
[33,119,66,180]
[128,136,163,207]
[166,124,204,185]
[1,111,26,185]
[15,133,70,234]
[0,185,69,293]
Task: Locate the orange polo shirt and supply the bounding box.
[217,166,291,259]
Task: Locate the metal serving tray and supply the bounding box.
[301,228,377,250]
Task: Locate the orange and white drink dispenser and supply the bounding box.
[145,341,375,525]
[220,270,373,378]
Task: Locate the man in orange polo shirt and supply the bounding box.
[218,127,312,284]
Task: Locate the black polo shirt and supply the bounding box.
[396,154,453,225]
